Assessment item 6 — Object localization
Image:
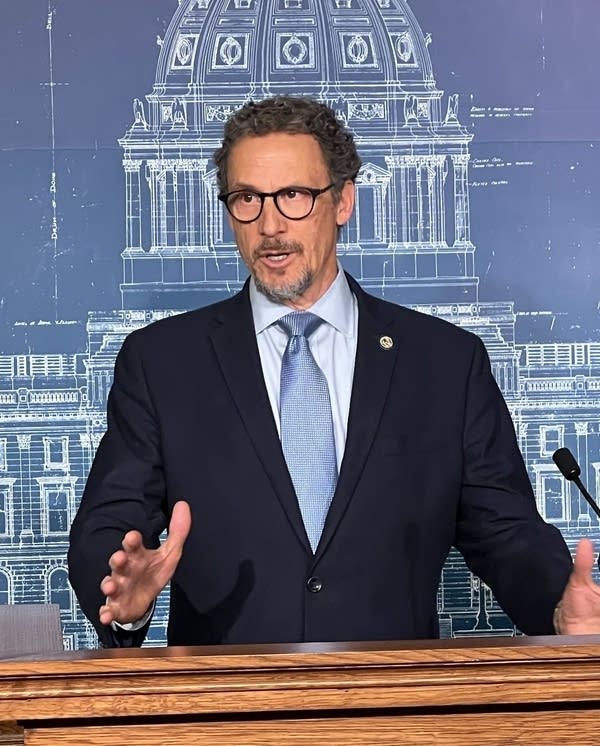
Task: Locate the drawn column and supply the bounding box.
[426,157,446,245]
[575,421,591,522]
[191,159,209,251]
[415,157,425,244]
[124,160,143,250]
[432,155,448,246]
[181,161,196,250]
[174,159,202,250]
[452,154,471,246]
[385,155,408,246]
[384,156,399,246]
[16,434,32,539]
[146,161,160,250]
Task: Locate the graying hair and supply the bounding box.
[214,95,362,199]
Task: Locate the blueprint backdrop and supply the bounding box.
[0,0,598,649]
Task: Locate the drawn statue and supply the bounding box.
[404,94,417,124]
[172,98,187,127]
[444,93,459,124]
[132,98,148,130]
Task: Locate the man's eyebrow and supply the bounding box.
[225,182,258,192]
[228,183,313,192]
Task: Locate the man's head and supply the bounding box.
[214,96,361,309]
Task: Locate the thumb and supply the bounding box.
[572,538,596,582]
[165,500,192,552]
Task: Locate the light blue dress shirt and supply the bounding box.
[249,266,359,470]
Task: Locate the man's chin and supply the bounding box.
[254,271,313,305]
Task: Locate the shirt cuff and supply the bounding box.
[109,600,155,632]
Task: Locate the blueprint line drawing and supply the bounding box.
[0,0,598,647]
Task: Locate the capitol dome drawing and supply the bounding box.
[119,0,477,309]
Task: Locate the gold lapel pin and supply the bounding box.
[379,335,394,350]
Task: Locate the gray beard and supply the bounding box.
[254,266,314,305]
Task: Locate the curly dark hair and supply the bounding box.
[214,96,362,199]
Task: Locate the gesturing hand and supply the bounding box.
[555,538,600,635]
[98,500,192,626]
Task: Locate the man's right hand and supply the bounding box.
[98,500,192,626]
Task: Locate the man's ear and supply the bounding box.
[335,180,355,227]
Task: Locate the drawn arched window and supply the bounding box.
[49,568,71,613]
[0,569,11,605]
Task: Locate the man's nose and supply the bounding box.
[257,196,287,236]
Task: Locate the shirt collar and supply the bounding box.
[249,263,355,337]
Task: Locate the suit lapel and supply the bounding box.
[314,278,400,562]
[209,284,312,555]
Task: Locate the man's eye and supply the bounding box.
[230,192,258,205]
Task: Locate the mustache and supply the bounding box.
[253,239,303,259]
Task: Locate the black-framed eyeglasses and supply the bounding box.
[218,183,337,224]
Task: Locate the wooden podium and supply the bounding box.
[2,636,600,745]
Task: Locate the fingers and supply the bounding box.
[100,574,117,597]
[164,501,192,554]
[572,538,596,582]
[108,549,128,574]
[121,529,144,553]
[99,602,115,626]
[96,505,191,627]
[100,531,147,611]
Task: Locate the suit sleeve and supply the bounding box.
[68,331,168,647]
[454,335,572,635]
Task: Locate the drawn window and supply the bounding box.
[0,481,15,537]
[0,488,7,536]
[0,439,6,471]
[0,570,10,605]
[356,184,385,243]
[540,474,566,522]
[43,436,69,470]
[46,486,71,533]
[539,425,563,457]
[49,568,71,613]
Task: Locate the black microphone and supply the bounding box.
[552,447,600,520]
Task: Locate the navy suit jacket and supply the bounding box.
[68,275,572,647]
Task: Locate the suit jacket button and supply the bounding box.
[307,576,323,593]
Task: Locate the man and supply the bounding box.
[68,95,600,648]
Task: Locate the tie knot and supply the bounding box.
[278,311,323,339]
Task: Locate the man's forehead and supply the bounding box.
[230,131,319,155]
[227,132,328,181]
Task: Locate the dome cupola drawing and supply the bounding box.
[119,0,476,309]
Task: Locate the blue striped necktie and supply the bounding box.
[278,311,338,552]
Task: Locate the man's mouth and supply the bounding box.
[255,243,301,267]
[264,253,290,262]
[258,252,295,268]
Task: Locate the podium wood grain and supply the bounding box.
[23,712,600,746]
[2,636,600,745]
